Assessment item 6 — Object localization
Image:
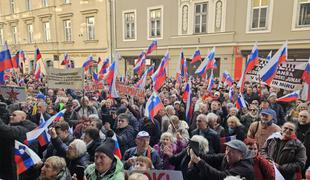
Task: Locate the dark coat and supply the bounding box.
[225,125,247,141]
[261,137,307,180]
[67,153,90,180]
[87,139,102,162]
[44,134,75,160]
[115,125,136,155]
[196,153,254,180]
[0,119,37,180]
[139,118,161,146]
[296,123,310,177]
[30,112,51,125]
[191,128,221,154]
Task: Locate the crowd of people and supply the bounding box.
[0,72,309,180]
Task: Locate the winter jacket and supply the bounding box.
[252,154,275,180]
[123,146,163,170]
[44,134,75,160]
[261,136,307,180]
[0,119,37,180]
[115,125,136,155]
[84,156,124,180]
[297,123,310,177]
[67,153,90,180]
[87,139,102,162]
[196,153,254,180]
[191,128,221,154]
[225,125,246,141]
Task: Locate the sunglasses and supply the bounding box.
[283,127,294,132]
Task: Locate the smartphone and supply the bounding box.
[189,140,200,156]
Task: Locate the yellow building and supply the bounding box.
[0,0,111,73]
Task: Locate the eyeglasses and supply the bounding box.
[283,127,294,132]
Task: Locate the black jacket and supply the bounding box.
[0,119,37,180]
[191,128,221,154]
[87,139,102,162]
[67,153,90,180]
[44,134,75,160]
[197,153,254,180]
[115,125,136,155]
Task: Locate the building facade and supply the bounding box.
[0,0,111,73]
[112,0,310,78]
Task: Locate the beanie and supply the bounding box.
[95,138,115,160]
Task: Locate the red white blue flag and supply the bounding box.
[191,49,201,64]
[146,40,157,55]
[82,55,94,71]
[145,92,164,122]
[236,93,247,109]
[0,42,13,71]
[276,91,299,102]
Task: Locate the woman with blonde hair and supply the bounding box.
[225,116,246,141]
[153,132,187,169]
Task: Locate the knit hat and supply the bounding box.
[95,138,115,160]
[36,92,46,100]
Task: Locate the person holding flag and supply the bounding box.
[0,110,37,180]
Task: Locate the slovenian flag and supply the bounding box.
[82,55,94,71]
[244,43,259,74]
[0,42,13,72]
[112,134,122,160]
[99,58,109,75]
[133,52,146,77]
[134,70,148,89]
[145,92,164,122]
[104,59,119,98]
[152,52,169,91]
[15,140,41,175]
[258,41,288,85]
[146,63,155,77]
[276,91,299,102]
[236,93,247,109]
[146,40,157,55]
[191,49,201,64]
[25,109,66,145]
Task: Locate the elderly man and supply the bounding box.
[247,109,281,149]
[31,101,51,125]
[84,139,124,179]
[261,122,306,180]
[123,131,162,170]
[189,139,254,180]
[296,110,310,177]
[191,114,220,154]
[0,110,38,180]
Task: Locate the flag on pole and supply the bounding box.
[144,92,164,122]
[185,78,193,123]
[151,52,169,91]
[134,70,148,89]
[191,49,201,64]
[104,58,119,98]
[34,61,42,80]
[146,40,157,55]
[276,91,299,102]
[112,134,122,160]
[61,53,69,65]
[258,41,288,85]
[236,94,247,109]
[195,47,216,78]
[99,58,109,75]
[35,48,42,62]
[244,43,259,74]
[82,56,94,71]
[0,42,13,71]
[146,63,155,77]
[266,51,272,61]
[133,52,146,77]
[15,140,41,175]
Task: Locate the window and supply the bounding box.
[251,0,269,30]
[124,12,135,40]
[43,22,51,42]
[86,17,95,40]
[297,0,310,26]
[149,8,161,37]
[194,3,208,33]
[12,26,17,44]
[27,24,33,43]
[42,0,48,7]
[10,0,16,14]
[63,20,72,42]
[64,0,70,4]
[0,28,3,45]
[26,0,32,10]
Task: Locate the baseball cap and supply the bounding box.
[260,109,273,116]
[225,139,253,159]
[136,131,150,139]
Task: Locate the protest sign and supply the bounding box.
[245,59,307,91]
[116,82,145,98]
[124,170,183,180]
[0,86,27,102]
[84,81,104,91]
[47,68,84,89]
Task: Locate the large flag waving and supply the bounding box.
[152,52,169,91]
[134,70,148,89]
[15,140,41,175]
[195,47,216,78]
[26,109,66,145]
[258,41,288,85]
[82,55,94,71]
[146,40,157,55]
[104,57,119,98]
[236,93,247,109]
[133,52,146,77]
[144,92,164,122]
[276,91,299,102]
[99,58,109,75]
[244,43,259,74]
[0,42,13,71]
[191,49,201,64]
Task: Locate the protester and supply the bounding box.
[83,127,102,162]
[38,156,71,180]
[261,122,307,180]
[225,116,246,141]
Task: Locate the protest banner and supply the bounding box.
[47,68,84,89]
[116,82,145,98]
[245,59,307,91]
[0,86,27,102]
[84,81,104,91]
[124,170,183,180]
